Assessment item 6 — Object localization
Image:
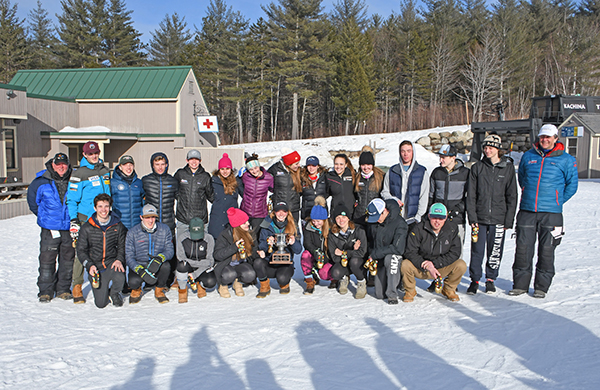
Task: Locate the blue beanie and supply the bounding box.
[310,205,328,220]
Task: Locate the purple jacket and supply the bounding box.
[240,168,274,218]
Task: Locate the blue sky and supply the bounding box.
[16,0,404,44]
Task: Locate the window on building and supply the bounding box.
[566,137,577,158]
[3,129,16,169]
[189,81,194,95]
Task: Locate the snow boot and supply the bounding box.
[129,288,142,304]
[233,279,245,297]
[442,286,460,302]
[355,279,367,299]
[328,280,338,289]
[72,284,85,304]
[388,297,399,305]
[485,280,496,294]
[197,283,207,298]
[56,292,73,300]
[508,288,527,296]
[279,284,290,294]
[170,279,179,291]
[467,281,479,295]
[154,287,169,304]
[256,279,271,298]
[426,280,436,293]
[111,293,123,307]
[39,294,52,303]
[218,284,231,298]
[178,288,188,303]
[338,276,349,295]
[304,278,316,295]
[403,289,417,303]
[533,290,546,299]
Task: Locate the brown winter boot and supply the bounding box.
[155,287,169,304]
[178,288,188,303]
[218,284,231,298]
[304,278,316,295]
[170,279,179,291]
[196,283,207,298]
[442,286,460,302]
[279,284,290,294]
[256,279,271,298]
[72,284,85,304]
[232,279,245,297]
[129,288,142,304]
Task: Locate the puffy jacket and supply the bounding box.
[28,159,72,231]
[428,159,469,224]
[257,216,303,258]
[328,225,367,263]
[142,152,179,230]
[66,157,111,221]
[174,164,214,224]
[354,167,384,222]
[326,167,356,219]
[370,200,408,261]
[110,165,145,229]
[125,221,174,270]
[467,156,518,228]
[240,167,273,219]
[382,151,429,224]
[300,166,328,220]
[268,161,301,214]
[518,142,578,213]
[213,226,258,283]
[303,221,331,262]
[176,228,215,280]
[77,213,126,272]
[208,174,242,238]
[404,217,462,270]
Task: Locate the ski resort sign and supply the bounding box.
[561,126,584,137]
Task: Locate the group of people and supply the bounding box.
[27,122,578,307]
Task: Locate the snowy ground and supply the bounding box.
[2,128,599,389]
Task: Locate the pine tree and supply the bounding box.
[56,0,95,67]
[28,0,58,69]
[0,0,29,82]
[104,0,145,66]
[148,13,191,65]
[331,0,369,31]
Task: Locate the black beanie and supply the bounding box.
[359,151,375,166]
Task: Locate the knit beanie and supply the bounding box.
[282,151,301,166]
[359,151,375,166]
[310,205,328,220]
[227,207,249,228]
[218,153,233,169]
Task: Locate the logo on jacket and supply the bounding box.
[528,160,538,164]
[343,177,352,181]
[118,184,126,191]
[180,179,188,184]
[445,240,449,245]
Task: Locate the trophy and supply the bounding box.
[270,233,293,264]
[236,240,247,259]
[315,248,325,269]
[341,251,348,267]
[364,257,378,276]
[434,276,443,294]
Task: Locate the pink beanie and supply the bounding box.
[227,207,248,228]
[218,153,233,170]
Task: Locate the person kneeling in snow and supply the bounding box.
[401,203,466,303]
[76,194,126,308]
[125,204,174,304]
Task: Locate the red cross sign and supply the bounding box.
[197,116,219,133]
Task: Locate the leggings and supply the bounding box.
[253,258,294,286]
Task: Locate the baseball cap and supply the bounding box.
[119,155,134,165]
[187,149,201,160]
[429,203,448,219]
[141,204,159,218]
[273,201,289,212]
[83,141,100,154]
[306,156,319,166]
[367,198,386,223]
[189,217,205,240]
[53,153,69,165]
[539,124,558,137]
[437,144,457,157]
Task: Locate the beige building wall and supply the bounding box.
[0,88,27,119]
[78,101,177,134]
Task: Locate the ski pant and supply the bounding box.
[175,262,217,290]
[329,257,365,282]
[401,258,466,293]
[91,268,125,309]
[512,210,563,293]
[38,228,75,297]
[374,254,403,300]
[469,224,506,282]
[219,263,256,285]
[253,258,294,286]
[128,261,171,290]
[301,251,332,280]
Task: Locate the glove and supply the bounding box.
[147,254,167,274]
[134,265,157,284]
[70,219,80,240]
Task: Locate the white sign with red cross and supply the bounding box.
[197,116,219,133]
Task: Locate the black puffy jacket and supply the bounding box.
[303,222,330,262]
[354,167,384,223]
[328,225,367,263]
[300,166,328,220]
[428,159,469,224]
[370,200,408,261]
[77,213,127,272]
[174,164,214,225]
[466,156,518,229]
[326,167,356,219]
[404,217,461,270]
[142,152,179,230]
[213,226,258,283]
[267,160,301,214]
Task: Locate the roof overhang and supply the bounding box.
[40,132,185,141]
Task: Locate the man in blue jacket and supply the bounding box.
[66,141,111,304]
[510,124,578,298]
[27,153,74,303]
[111,155,144,230]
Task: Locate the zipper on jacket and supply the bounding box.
[159,176,163,221]
[534,156,546,212]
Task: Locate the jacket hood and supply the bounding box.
[114,165,138,181]
[150,152,169,174]
[533,141,565,157]
[42,158,72,181]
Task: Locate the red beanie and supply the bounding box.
[218,153,233,170]
[282,151,301,166]
[227,207,248,228]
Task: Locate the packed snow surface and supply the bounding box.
[1,126,598,389]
